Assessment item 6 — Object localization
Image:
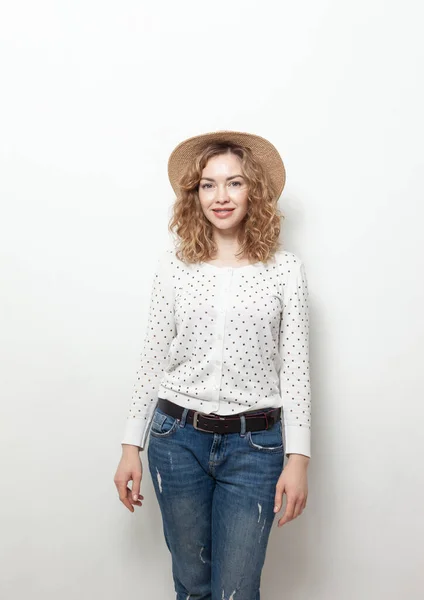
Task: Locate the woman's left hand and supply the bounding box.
[274,455,309,527]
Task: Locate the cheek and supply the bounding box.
[198,194,212,215]
[231,187,249,207]
[198,189,214,204]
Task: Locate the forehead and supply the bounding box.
[201,152,242,176]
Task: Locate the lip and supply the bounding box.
[212,208,235,219]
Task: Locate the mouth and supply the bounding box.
[212,208,235,213]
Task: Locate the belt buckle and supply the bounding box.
[192,411,211,433]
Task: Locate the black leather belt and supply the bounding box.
[157,397,281,434]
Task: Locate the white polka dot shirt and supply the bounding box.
[121,247,311,458]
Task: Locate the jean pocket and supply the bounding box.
[150,407,179,438]
[246,420,284,453]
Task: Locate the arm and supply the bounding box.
[121,249,176,451]
[279,258,311,461]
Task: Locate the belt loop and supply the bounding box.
[239,414,246,437]
[179,407,189,428]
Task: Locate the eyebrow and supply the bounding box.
[200,175,244,182]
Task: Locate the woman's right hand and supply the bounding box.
[114,444,144,512]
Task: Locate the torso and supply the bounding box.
[203,258,259,268]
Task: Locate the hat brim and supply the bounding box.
[167,130,286,199]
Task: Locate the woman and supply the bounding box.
[114,130,311,600]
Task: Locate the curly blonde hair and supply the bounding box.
[168,141,285,265]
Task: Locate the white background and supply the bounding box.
[1,1,423,599]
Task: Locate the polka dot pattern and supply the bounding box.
[121,247,311,457]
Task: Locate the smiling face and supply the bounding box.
[198,151,249,232]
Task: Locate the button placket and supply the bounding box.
[213,269,233,398]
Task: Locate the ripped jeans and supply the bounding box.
[147,400,285,600]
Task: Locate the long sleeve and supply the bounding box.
[121,249,176,450]
[279,259,311,458]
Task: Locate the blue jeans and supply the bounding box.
[147,401,285,600]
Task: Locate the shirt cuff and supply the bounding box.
[284,425,311,458]
[121,417,151,451]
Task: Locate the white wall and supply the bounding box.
[1,1,423,598]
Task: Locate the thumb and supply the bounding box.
[132,471,142,502]
[274,482,284,513]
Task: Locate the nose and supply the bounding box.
[216,184,230,201]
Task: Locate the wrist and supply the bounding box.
[287,453,310,466]
[121,443,142,453]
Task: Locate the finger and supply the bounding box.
[278,497,296,527]
[116,482,134,512]
[129,491,144,504]
[131,472,142,503]
[298,494,307,514]
[292,498,304,519]
[122,496,135,511]
[274,483,285,513]
[128,489,144,506]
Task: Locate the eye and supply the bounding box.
[230,181,242,186]
[200,183,212,189]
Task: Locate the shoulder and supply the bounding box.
[273,250,308,291]
[274,249,304,272]
[149,247,175,277]
[157,247,176,266]
[158,246,197,274]
[155,246,189,277]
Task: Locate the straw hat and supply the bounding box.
[167,130,286,199]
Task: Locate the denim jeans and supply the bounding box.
[147,400,285,600]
